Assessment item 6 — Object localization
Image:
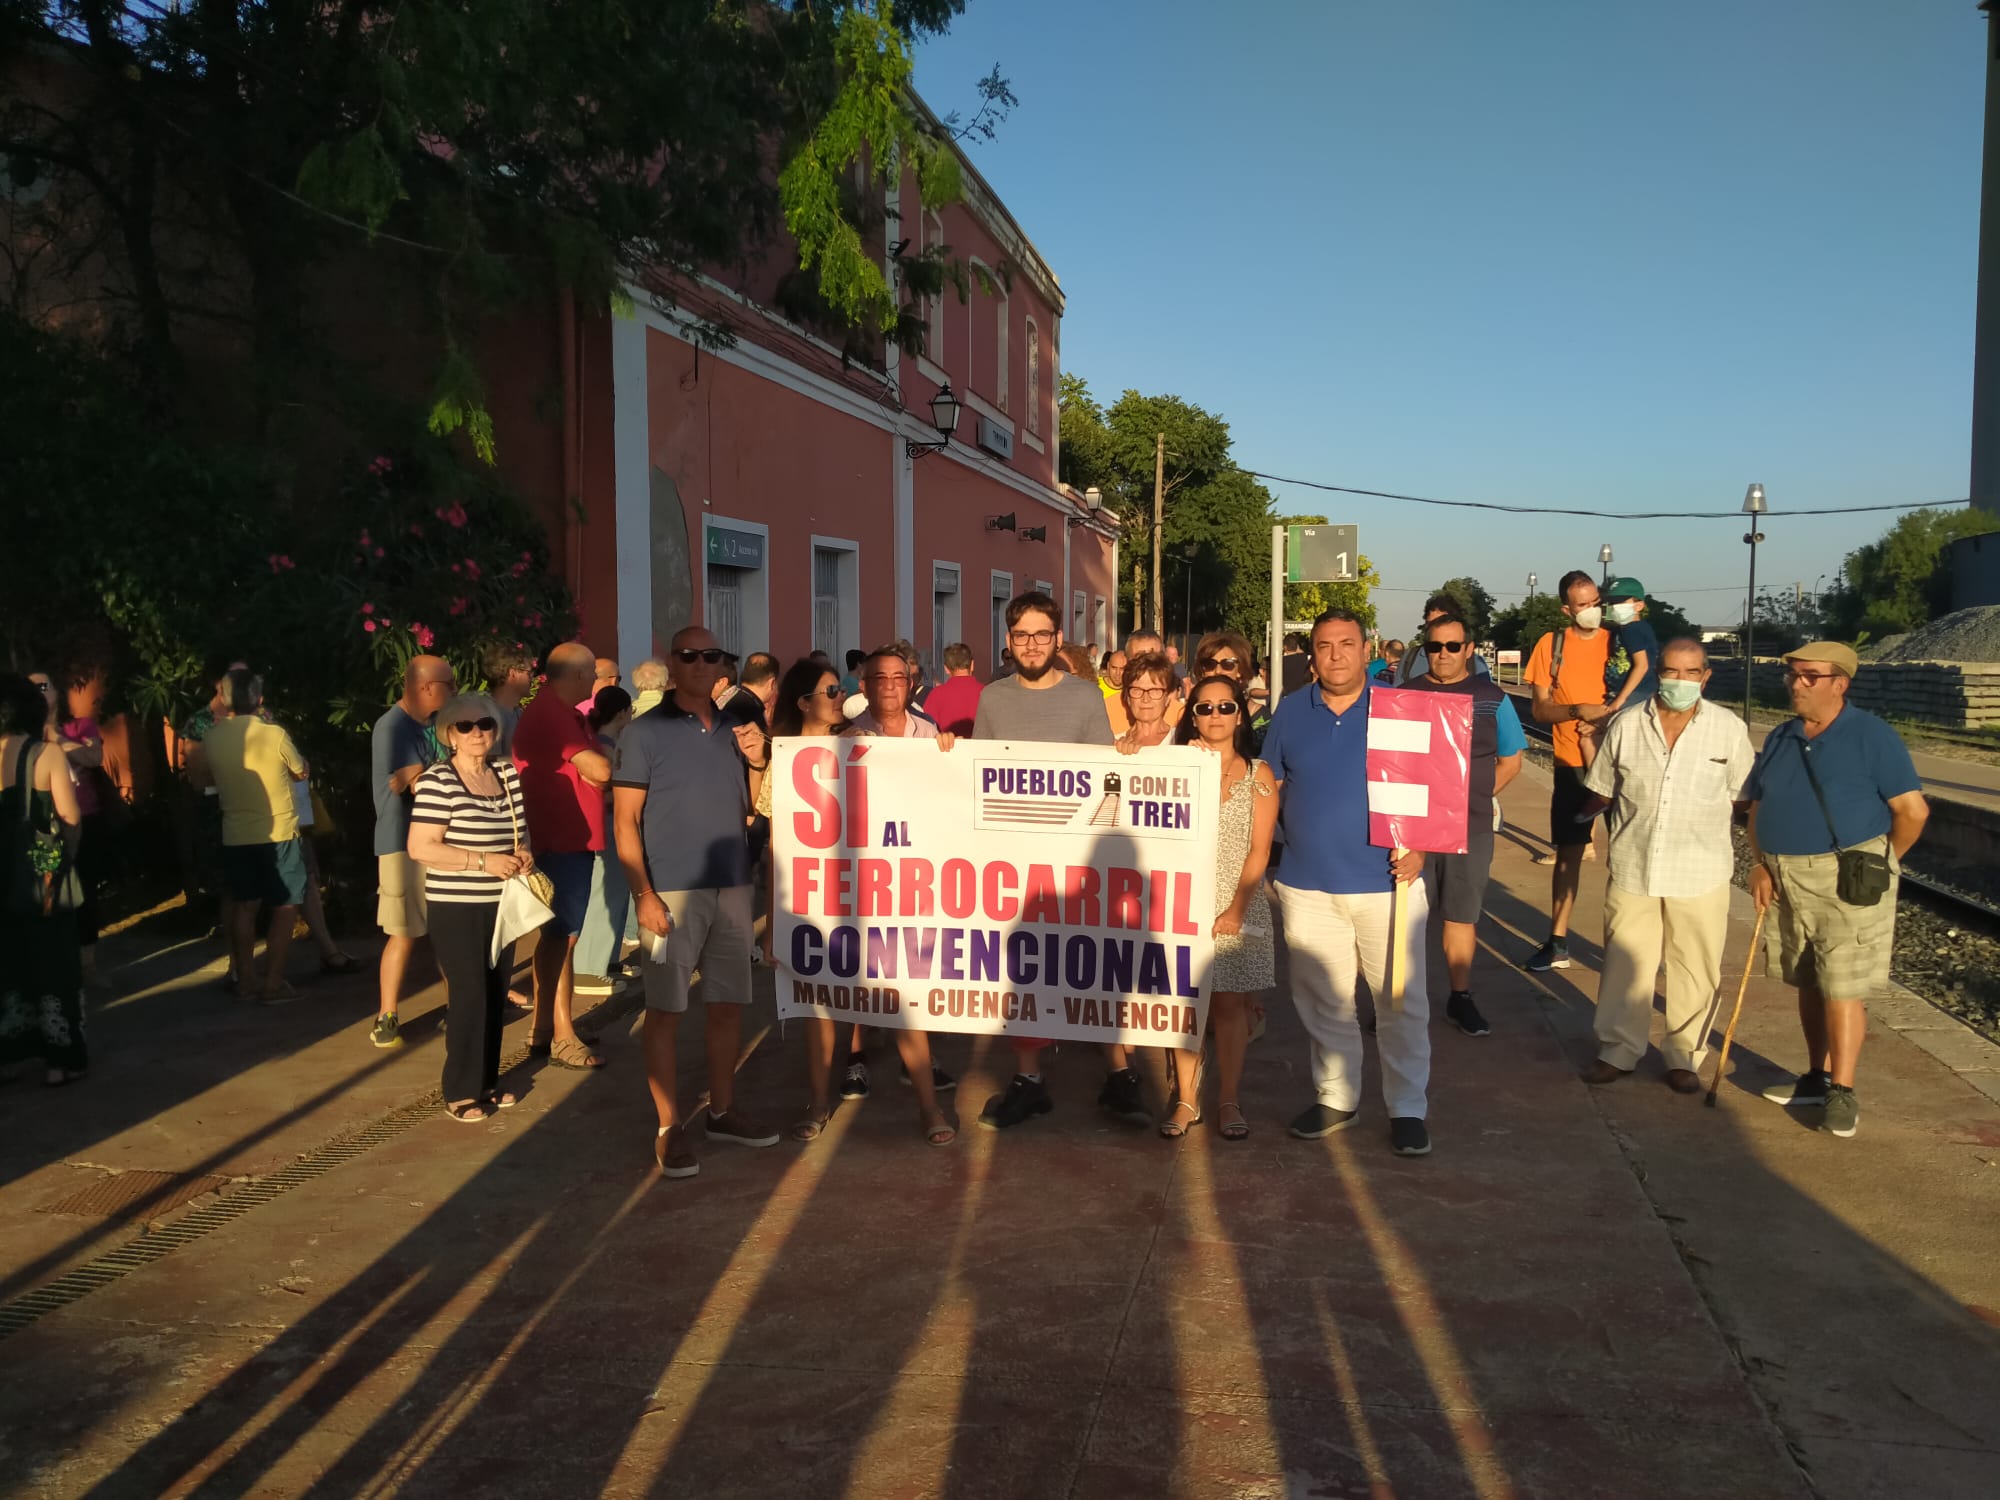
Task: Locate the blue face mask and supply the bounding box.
[1657,678,1703,712]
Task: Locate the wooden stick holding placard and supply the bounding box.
[1387,846,1411,1010]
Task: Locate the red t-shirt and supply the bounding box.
[924,675,984,737]
[511,690,605,852]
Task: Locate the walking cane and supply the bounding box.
[1705,904,1769,1108]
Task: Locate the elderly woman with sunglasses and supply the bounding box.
[1193,631,1271,750]
[1165,674,1277,1140]
[408,692,534,1122]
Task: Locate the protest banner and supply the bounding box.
[771,737,1221,1050]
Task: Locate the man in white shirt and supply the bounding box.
[1577,639,1755,1093]
[845,647,950,742]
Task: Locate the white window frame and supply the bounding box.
[702,515,771,658]
[924,209,946,368]
[990,568,1014,675]
[1093,596,1109,654]
[1025,318,1040,434]
[809,534,862,663]
[1072,589,1088,649]
[930,560,962,680]
[969,256,1008,412]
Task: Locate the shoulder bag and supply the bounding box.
[7,741,77,917]
[1793,732,1892,907]
[490,766,556,966]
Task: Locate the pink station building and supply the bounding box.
[548,142,1119,679]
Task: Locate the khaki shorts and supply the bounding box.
[1763,838,1898,1001]
[377,852,428,938]
[640,886,755,1014]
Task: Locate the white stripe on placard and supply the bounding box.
[1367,781,1429,817]
[1366,717,1432,754]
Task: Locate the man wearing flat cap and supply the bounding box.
[1742,642,1928,1138]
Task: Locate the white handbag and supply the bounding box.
[491,873,554,967]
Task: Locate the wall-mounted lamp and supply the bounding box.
[907,382,962,459]
[1066,485,1104,529]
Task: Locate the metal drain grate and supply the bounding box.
[38,1170,234,1222]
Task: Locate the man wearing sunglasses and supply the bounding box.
[513,642,614,1069]
[1397,594,1493,684]
[1742,642,1927,1139]
[615,626,779,1176]
[1403,612,1524,1037]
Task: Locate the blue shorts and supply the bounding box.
[221,838,309,908]
[538,849,595,937]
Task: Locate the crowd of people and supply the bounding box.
[0,569,1929,1157]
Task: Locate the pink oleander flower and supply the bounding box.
[411,622,435,648]
[267,554,295,572]
[368,455,393,477]
[435,502,469,529]
[374,546,385,558]
[361,602,375,615]
[461,558,481,580]
[524,611,544,630]
[409,523,424,538]
[510,560,528,577]
[448,596,469,617]
[363,620,378,634]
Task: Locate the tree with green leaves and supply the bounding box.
[1821,507,2000,641]
[1490,593,1568,657]
[1429,577,1496,641]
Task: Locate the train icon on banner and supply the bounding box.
[972,756,1196,840]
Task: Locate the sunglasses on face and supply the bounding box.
[1423,640,1468,655]
[675,648,725,664]
[1198,656,1241,673]
[1193,700,1240,718]
[815,685,846,701]
[1784,669,1835,686]
[453,717,499,735]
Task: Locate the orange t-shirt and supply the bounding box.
[1524,627,1613,767]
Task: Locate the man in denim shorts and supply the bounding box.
[613,626,779,1178]
[1745,643,1928,1139]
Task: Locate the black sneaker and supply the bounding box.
[1761,1070,1829,1107]
[1390,1117,1432,1156]
[1445,992,1490,1036]
[1098,1067,1150,1125]
[1525,939,1570,972]
[900,1063,957,1094]
[1288,1102,1359,1139]
[978,1074,1053,1130]
[1821,1084,1859,1138]
[839,1059,870,1099]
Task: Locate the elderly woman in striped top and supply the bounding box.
[409,691,536,1122]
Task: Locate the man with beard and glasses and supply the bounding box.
[971,592,1137,1130]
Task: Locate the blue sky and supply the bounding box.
[914,0,1984,627]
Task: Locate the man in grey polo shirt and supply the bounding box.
[613,625,780,1178]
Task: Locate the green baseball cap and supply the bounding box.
[1605,576,1646,601]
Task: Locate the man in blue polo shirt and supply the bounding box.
[1263,608,1434,1157]
[614,626,781,1179]
[1745,642,1927,1139]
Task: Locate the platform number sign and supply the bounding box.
[1286,524,1359,584]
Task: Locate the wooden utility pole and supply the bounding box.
[1150,431,1165,633]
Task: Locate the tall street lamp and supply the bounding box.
[1598,543,1614,585]
[1742,482,1767,718]
[1526,571,1537,598]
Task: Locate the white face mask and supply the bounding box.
[1571,605,1603,631]
[1657,678,1703,712]
[1607,601,1640,626]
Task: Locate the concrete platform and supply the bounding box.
[1,768,1996,1498]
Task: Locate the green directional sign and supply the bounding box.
[1286,524,1358,583]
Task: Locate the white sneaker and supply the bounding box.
[572,974,627,997]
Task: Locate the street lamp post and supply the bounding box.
[1742,483,1767,719]
[1526,571,1537,598]
[1598,543,1614,585]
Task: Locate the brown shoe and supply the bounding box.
[1582,1060,1632,1086]
[654,1126,698,1179]
[1664,1068,1702,1095]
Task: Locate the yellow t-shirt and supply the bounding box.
[1523,627,1613,767]
[207,715,307,845]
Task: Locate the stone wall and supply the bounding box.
[1704,660,2000,729]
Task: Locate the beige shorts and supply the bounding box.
[640,886,755,1014]
[377,852,428,938]
[1763,838,1898,1001]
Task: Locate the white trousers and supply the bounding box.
[1274,881,1431,1118]
[1596,880,1731,1073]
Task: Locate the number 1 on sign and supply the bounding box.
[1336,552,1349,577]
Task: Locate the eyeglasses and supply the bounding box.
[1784,668,1837,686]
[1423,640,1468,655]
[674,648,725,664]
[1198,656,1241,672]
[452,717,499,734]
[1008,629,1057,646]
[1128,685,1169,699]
[816,685,846,700]
[866,675,910,686]
[1192,700,1240,718]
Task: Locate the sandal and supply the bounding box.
[922,1113,957,1147]
[320,952,360,975]
[446,1100,493,1123]
[1158,1100,1201,1139]
[486,1090,519,1109]
[1218,1102,1249,1141]
[791,1108,834,1143]
[547,1035,605,1070]
[528,1030,600,1059]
